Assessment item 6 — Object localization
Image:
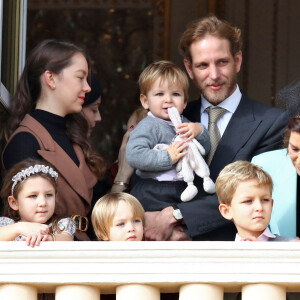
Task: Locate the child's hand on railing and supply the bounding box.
[18,222,50,247]
[24,233,49,247]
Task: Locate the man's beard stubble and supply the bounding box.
[196,72,238,106]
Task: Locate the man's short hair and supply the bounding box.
[138,60,189,102]
[216,161,273,206]
[179,15,242,62]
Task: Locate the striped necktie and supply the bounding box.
[205,107,227,165]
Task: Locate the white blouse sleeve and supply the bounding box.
[56,218,76,239]
[0,217,15,227]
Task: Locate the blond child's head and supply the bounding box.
[216,161,274,239]
[138,61,189,120]
[91,192,144,241]
[216,161,273,205]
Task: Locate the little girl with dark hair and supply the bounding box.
[0,158,75,247]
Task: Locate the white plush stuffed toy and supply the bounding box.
[167,107,215,201]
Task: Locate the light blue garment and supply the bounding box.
[252,149,297,238]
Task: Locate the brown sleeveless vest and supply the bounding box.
[3,114,97,240]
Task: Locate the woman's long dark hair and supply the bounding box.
[9,40,105,177]
[66,113,105,177]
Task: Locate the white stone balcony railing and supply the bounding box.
[0,241,300,299]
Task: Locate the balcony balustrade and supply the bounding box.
[0,241,299,299]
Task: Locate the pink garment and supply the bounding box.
[235,227,276,242]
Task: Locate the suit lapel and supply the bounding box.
[189,99,202,122]
[21,115,92,203]
[209,95,262,179]
[183,98,202,122]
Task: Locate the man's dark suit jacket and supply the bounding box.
[179,94,288,240]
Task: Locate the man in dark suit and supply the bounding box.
[144,15,288,241]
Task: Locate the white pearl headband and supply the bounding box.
[11,164,58,196]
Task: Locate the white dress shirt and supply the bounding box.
[200,84,242,136]
[235,227,277,242]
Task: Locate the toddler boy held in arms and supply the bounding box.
[126,61,211,240]
[216,161,293,241]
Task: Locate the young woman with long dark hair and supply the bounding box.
[2,40,104,240]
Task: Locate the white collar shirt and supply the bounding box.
[200,84,242,136]
[235,227,277,242]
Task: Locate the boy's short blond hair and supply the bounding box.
[216,161,273,206]
[138,60,189,102]
[91,192,145,241]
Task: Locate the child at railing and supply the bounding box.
[216,160,294,241]
[91,192,144,241]
[0,158,76,247]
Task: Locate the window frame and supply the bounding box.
[0,0,27,111]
